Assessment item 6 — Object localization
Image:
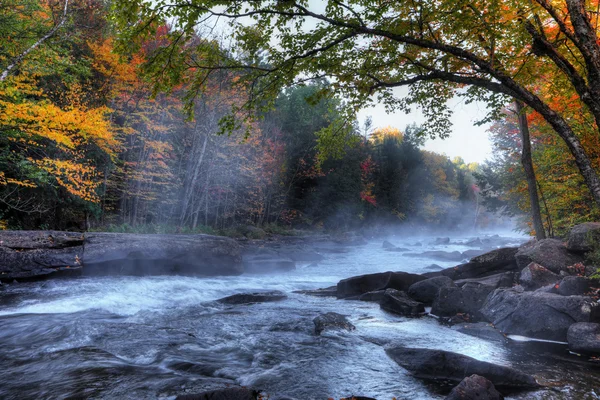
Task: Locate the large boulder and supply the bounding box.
[336,271,426,299]
[0,231,84,282]
[515,239,583,273]
[431,282,495,320]
[445,374,504,400]
[480,288,600,341]
[519,263,560,290]
[455,272,515,289]
[83,233,243,276]
[567,222,600,252]
[567,322,600,355]
[386,347,539,390]
[216,290,287,305]
[380,289,425,317]
[176,388,258,400]
[425,248,519,280]
[313,312,355,335]
[408,276,455,304]
[557,276,590,296]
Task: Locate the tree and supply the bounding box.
[111,0,600,206]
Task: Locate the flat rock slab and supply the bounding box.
[313,312,355,335]
[386,347,539,390]
[452,322,507,343]
[216,291,287,305]
[293,286,338,297]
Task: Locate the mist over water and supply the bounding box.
[1,232,598,399]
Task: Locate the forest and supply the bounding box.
[1,0,600,239]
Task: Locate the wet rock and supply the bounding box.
[336,271,426,299]
[431,282,495,320]
[380,289,425,317]
[567,222,600,252]
[408,276,455,304]
[382,240,396,249]
[176,387,259,400]
[433,237,451,245]
[425,248,519,280]
[455,272,515,289]
[424,264,444,271]
[465,238,483,247]
[405,250,464,262]
[216,290,287,305]
[0,231,84,282]
[452,322,507,342]
[515,239,583,273]
[445,374,504,400]
[384,247,410,252]
[480,288,600,341]
[83,233,243,276]
[386,347,539,389]
[462,249,487,259]
[519,263,560,290]
[293,286,337,297]
[313,312,355,335]
[358,290,386,302]
[242,256,295,273]
[567,322,600,355]
[557,276,590,296]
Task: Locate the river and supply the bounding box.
[0,233,599,399]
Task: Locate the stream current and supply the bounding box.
[1,233,599,399]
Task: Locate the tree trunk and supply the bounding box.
[515,100,546,240]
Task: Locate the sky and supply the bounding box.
[357,88,493,165]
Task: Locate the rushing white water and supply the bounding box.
[0,233,598,399]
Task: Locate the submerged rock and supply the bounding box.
[519,262,560,290]
[313,312,355,335]
[445,374,504,400]
[382,240,396,249]
[293,286,337,297]
[336,271,425,299]
[567,322,600,355]
[452,322,507,343]
[380,289,425,317]
[567,222,600,253]
[216,290,287,305]
[408,276,455,304]
[176,388,259,400]
[385,347,539,389]
[480,288,600,341]
[515,239,582,273]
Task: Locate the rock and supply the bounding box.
[515,239,583,273]
[519,263,560,290]
[465,238,483,247]
[425,248,519,280]
[462,249,487,259]
[413,242,423,246]
[293,286,337,297]
[383,240,396,249]
[452,322,507,342]
[0,231,84,282]
[313,312,355,335]
[404,250,464,262]
[567,222,600,252]
[557,276,590,296]
[216,290,287,305]
[567,322,600,355]
[82,233,243,276]
[386,347,539,389]
[424,264,444,271]
[336,271,426,299]
[431,283,495,320]
[433,237,451,245]
[480,288,600,341]
[384,247,410,252]
[358,290,386,302]
[242,256,295,273]
[455,272,515,289]
[445,374,504,400]
[176,388,259,400]
[408,276,455,304]
[380,289,425,317]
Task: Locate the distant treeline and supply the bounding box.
[0,0,494,234]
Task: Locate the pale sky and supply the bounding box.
[357,88,493,165]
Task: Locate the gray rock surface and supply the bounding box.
[519,263,560,290]
[567,322,600,355]
[380,289,425,317]
[567,222,600,252]
[408,276,455,304]
[313,312,355,335]
[216,290,287,305]
[445,374,504,400]
[336,271,425,299]
[431,282,495,319]
[515,239,583,273]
